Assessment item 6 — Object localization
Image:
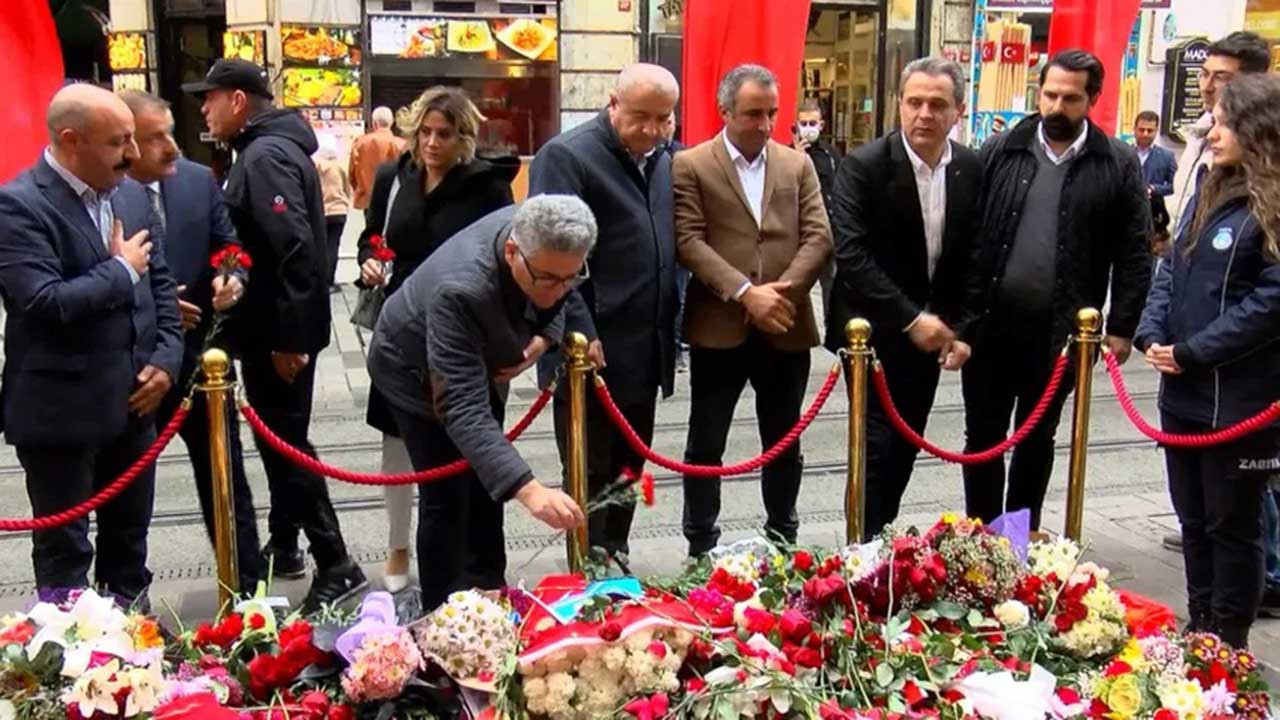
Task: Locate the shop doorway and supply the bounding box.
[801,6,882,154]
[152,3,228,173]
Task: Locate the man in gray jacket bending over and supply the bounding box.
[367,194,591,610]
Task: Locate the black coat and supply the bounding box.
[529,110,678,404]
[356,153,519,296]
[823,132,983,353]
[366,206,566,501]
[223,109,331,355]
[357,153,519,434]
[974,114,1152,343]
[803,140,842,223]
[0,160,183,445]
[1135,196,1280,426]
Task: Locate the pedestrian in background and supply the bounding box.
[349,106,404,212]
[1134,74,1280,648]
[356,86,517,592]
[792,98,841,311]
[185,59,366,611]
[314,135,351,292]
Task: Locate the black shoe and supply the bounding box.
[1258,585,1280,618]
[262,540,308,580]
[301,559,368,615]
[1161,532,1183,552]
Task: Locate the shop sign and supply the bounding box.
[1161,38,1211,143]
[280,26,363,109]
[369,15,558,61]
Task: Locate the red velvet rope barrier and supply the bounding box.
[239,387,553,485]
[0,403,191,532]
[872,354,1070,465]
[1103,351,1280,447]
[593,364,842,477]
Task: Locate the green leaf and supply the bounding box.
[888,694,907,713]
[934,600,968,620]
[717,698,739,720]
[876,662,895,688]
[966,609,986,627]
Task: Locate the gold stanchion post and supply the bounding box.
[199,348,239,609]
[564,332,591,573]
[844,318,872,544]
[1065,308,1102,541]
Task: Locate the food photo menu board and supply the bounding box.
[280,25,363,109]
[369,15,557,61]
[108,32,154,92]
[224,31,267,65]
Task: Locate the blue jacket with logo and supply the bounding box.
[1134,195,1280,426]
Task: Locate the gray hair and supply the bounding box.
[371,105,394,128]
[117,89,170,117]
[717,64,777,113]
[899,57,967,107]
[512,195,598,255]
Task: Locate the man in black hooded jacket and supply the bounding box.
[962,50,1151,531]
[185,59,366,611]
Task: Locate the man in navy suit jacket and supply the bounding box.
[0,84,183,604]
[120,89,266,590]
[1134,111,1177,198]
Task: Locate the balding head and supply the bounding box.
[608,64,680,157]
[46,83,139,192]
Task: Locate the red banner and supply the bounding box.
[0,0,63,185]
[680,0,812,146]
[1048,0,1142,135]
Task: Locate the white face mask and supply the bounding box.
[798,124,821,142]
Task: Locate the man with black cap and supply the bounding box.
[184,59,365,611]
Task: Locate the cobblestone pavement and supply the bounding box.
[0,210,1276,674]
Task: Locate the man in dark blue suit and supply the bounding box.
[1134,111,1177,199]
[0,84,183,605]
[120,89,266,590]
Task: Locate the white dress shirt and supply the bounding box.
[1137,146,1151,167]
[722,130,768,300]
[901,134,951,282]
[1037,119,1089,166]
[43,147,139,284]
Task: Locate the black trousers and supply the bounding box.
[553,391,656,556]
[325,216,346,287]
[682,334,810,555]
[389,394,507,612]
[961,314,1074,529]
[1164,411,1274,646]
[241,351,349,570]
[19,418,157,601]
[863,341,941,540]
[157,377,266,589]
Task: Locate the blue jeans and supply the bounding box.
[1264,485,1280,588]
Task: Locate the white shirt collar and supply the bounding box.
[44,147,109,201]
[146,181,161,194]
[722,130,766,168]
[1037,119,1089,165]
[901,133,953,173]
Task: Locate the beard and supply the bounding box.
[1041,113,1084,142]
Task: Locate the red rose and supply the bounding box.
[599,621,622,642]
[743,607,777,635]
[907,614,927,636]
[779,609,812,643]
[1105,660,1132,677]
[640,472,655,507]
[794,647,824,668]
[248,613,267,631]
[327,706,355,720]
[903,680,926,708]
[299,690,329,716]
[792,550,814,572]
[1088,698,1111,718]
[279,620,312,648]
[686,677,707,694]
[1153,710,1178,720]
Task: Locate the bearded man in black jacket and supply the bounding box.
[962,50,1151,530]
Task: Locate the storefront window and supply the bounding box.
[366,8,560,157]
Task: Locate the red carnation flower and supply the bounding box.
[792,550,814,572]
[599,621,622,642]
[743,607,777,635]
[778,609,812,643]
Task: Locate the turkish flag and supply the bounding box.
[1048,0,1142,136]
[0,0,64,184]
[681,0,813,146]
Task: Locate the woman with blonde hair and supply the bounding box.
[355,86,519,592]
[1135,73,1280,648]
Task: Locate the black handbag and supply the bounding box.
[351,176,401,332]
